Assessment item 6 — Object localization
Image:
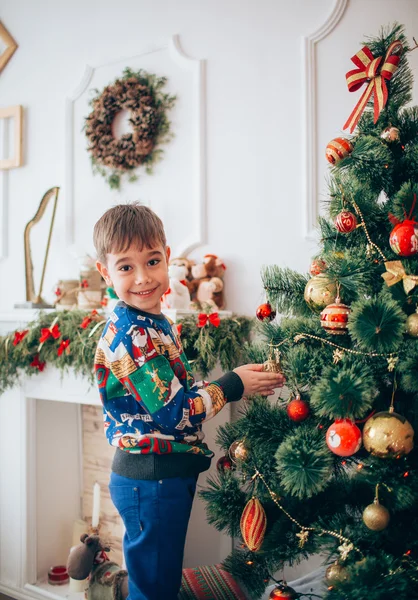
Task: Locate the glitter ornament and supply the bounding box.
[286,395,310,422]
[269,584,298,599]
[240,497,267,552]
[325,562,349,584]
[304,275,338,312]
[320,297,351,335]
[326,137,353,164]
[389,221,418,257]
[363,409,414,458]
[326,419,362,457]
[216,455,235,472]
[256,302,276,322]
[406,310,418,337]
[334,210,358,233]
[229,440,249,463]
[310,258,327,276]
[381,126,400,142]
[362,499,390,531]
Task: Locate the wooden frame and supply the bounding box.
[0,105,23,169]
[0,21,18,74]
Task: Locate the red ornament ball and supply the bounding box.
[309,258,327,276]
[389,220,418,257]
[320,298,351,335]
[286,396,310,422]
[269,585,298,599]
[334,210,358,233]
[216,455,235,472]
[256,302,276,322]
[326,137,353,164]
[326,419,362,457]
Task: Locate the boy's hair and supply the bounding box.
[93,203,166,264]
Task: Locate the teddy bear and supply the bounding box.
[189,254,226,310]
[67,533,128,600]
[161,258,192,310]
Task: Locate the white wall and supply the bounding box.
[1,0,418,580]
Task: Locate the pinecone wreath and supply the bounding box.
[85,68,176,189]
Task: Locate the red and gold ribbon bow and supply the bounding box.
[343,40,403,133]
[197,312,220,328]
[13,329,29,346]
[39,323,61,343]
[30,354,46,372]
[80,309,99,329]
[57,338,71,356]
[382,260,418,294]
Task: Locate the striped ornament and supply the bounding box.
[240,497,267,552]
[325,137,353,164]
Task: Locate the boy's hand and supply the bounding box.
[233,364,286,397]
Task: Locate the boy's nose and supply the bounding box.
[135,270,152,285]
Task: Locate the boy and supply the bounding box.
[93,203,285,600]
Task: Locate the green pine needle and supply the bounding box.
[348,296,406,353]
[310,361,376,420]
[275,426,334,499]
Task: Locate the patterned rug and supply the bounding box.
[179,564,248,600]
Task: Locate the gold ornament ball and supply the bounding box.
[229,440,248,463]
[304,275,338,312]
[362,500,390,531]
[406,312,418,337]
[325,562,349,584]
[363,410,414,458]
[381,126,400,142]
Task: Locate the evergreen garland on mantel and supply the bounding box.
[0,309,253,395]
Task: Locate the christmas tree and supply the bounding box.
[202,24,418,600]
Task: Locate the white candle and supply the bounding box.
[92,482,100,527]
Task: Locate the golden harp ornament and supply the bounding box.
[16,187,60,308]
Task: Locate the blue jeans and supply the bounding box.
[109,472,197,600]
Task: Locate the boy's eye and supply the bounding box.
[148,259,160,266]
[119,265,132,272]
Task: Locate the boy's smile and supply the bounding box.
[97,244,171,314]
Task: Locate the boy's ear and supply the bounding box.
[165,246,171,263]
[96,260,112,286]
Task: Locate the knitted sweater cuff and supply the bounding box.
[213,371,244,403]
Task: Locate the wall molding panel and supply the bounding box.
[65,35,207,258]
[301,0,348,239]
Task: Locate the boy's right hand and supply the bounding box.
[233,364,286,397]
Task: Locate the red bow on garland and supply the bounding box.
[197,312,220,328]
[80,310,99,329]
[13,330,29,346]
[176,323,183,336]
[39,323,61,343]
[57,338,70,356]
[343,40,403,133]
[30,354,46,372]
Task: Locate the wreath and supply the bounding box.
[85,68,176,189]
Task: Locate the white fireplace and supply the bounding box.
[0,310,232,600]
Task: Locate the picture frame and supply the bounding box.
[0,21,18,74]
[0,105,23,169]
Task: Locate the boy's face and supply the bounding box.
[97,243,171,314]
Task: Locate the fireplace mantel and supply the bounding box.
[0,309,233,600]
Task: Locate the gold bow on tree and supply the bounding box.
[382,261,418,294]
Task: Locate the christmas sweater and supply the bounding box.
[94,301,243,459]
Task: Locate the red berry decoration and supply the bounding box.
[334,210,358,233]
[309,258,327,276]
[216,455,235,472]
[389,220,418,257]
[326,419,362,457]
[256,302,276,322]
[320,297,351,335]
[286,395,310,422]
[326,137,353,164]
